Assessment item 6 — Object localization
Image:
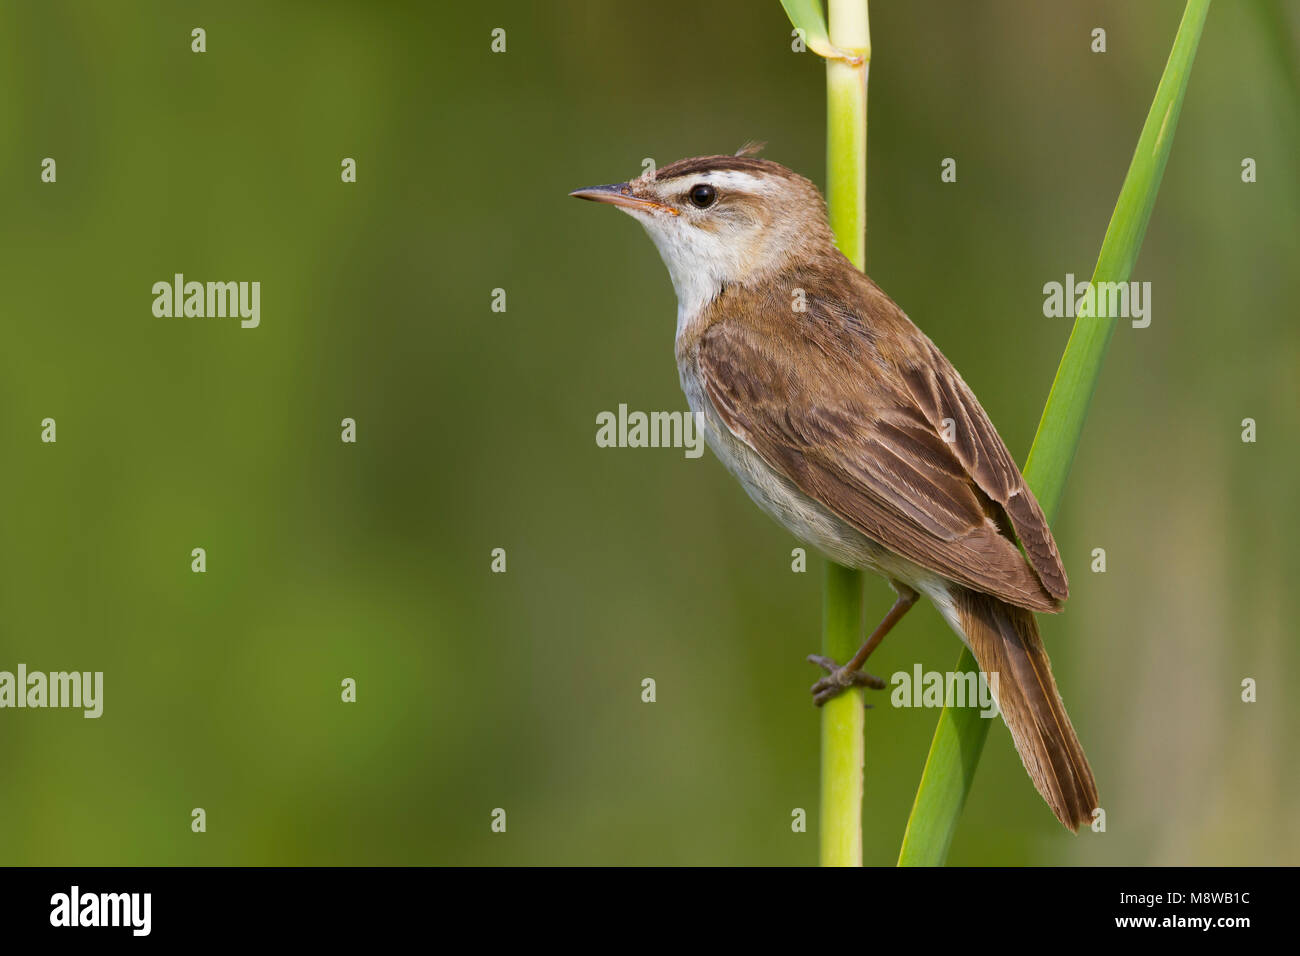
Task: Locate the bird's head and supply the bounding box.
[571,151,836,318]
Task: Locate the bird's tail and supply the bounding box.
[955,587,1099,831]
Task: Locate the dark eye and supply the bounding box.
[688,183,717,208]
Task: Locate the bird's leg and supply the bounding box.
[808,582,919,707]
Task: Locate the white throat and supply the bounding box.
[616,168,797,339]
[635,214,727,338]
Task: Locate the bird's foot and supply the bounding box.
[807,655,886,707]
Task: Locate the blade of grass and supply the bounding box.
[897,0,1212,866]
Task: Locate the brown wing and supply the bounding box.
[694,272,1067,612]
[898,337,1068,602]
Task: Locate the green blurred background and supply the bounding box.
[2,0,1296,865]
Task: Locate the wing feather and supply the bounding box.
[694,273,1067,611]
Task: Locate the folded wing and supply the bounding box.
[694,274,1067,612]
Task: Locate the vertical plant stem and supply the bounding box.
[826,2,869,270]
[819,0,870,868]
[897,0,1212,866]
[820,562,865,865]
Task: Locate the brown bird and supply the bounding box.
[572,151,1098,831]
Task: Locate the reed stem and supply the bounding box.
[819,0,871,868]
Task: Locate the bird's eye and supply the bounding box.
[688,184,717,208]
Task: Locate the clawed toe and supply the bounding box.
[806,654,886,707]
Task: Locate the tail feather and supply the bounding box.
[955,588,1098,831]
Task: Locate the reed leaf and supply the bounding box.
[897,0,1212,866]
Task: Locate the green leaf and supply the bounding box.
[780,0,868,62]
[897,0,1212,867]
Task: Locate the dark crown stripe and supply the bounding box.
[654,155,794,182]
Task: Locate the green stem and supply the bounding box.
[826,1,869,271]
[819,561,865,865]
[819,0,870,868]
[897,0,1212,866]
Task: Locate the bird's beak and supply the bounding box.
[569,183,679,216]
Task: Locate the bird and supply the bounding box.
[571,149,1098,832]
